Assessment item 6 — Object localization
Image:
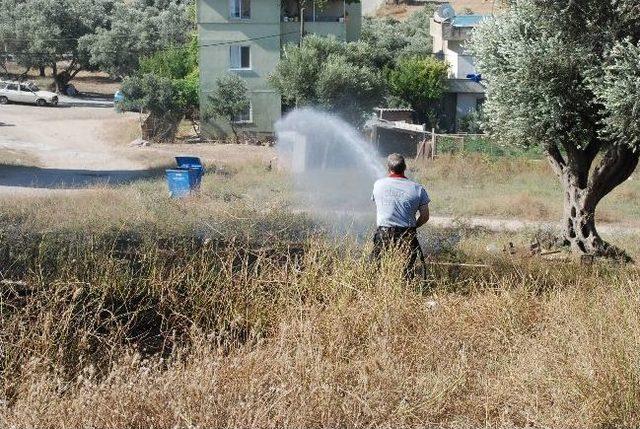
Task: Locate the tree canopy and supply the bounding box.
[80,0,193,79]
[386,56,449,125]
[470,0,640,258]
[0,0,193,90]
[204,74,250,143]
[269,35,385,125]
[0,0,112,89]
[360,6,435,68]
[121,32,199,142]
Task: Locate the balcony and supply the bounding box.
[281,0,348,23]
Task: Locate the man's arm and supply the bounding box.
[416,204,430,228]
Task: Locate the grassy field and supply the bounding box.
[414,154,640,227]
[1,154,640,428]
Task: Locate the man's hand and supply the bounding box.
[416,205,430,228]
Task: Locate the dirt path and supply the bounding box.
[429,216,640,236]
[0,104,147,194]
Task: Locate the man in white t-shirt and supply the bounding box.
[371,153,431,278]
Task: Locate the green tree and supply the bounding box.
[0,0,113,91]
[0,0,193,91]
[122,34,200,141]
[470,0,640,258]
[79,0,193,79]
[269,35,385,125]
[360,5,435,67]
[386,56,448,125]
[122,73,184,142]
[204,74,250,143]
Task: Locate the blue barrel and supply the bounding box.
[175,156,204,188]
[166,169,194,198]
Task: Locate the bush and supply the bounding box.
[386,56,449,124]
[122,35,200,142]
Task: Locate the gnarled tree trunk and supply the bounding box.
[562,173,603,255]
[547,144,639,260]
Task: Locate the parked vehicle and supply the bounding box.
[0,81,58,106]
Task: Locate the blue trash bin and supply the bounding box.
[175,156,204,188]
[166,169,195,198]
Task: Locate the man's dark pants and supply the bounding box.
[371,226,423,279]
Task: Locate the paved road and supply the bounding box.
[0,103,146,194]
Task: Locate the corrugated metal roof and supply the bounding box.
[446,79,486,94]
[451,15,487,28]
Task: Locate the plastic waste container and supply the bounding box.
[166,169,197,198]
[175,156,204,188]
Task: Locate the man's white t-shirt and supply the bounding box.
[372,177,430,228]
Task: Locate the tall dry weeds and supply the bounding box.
[1,225,639,428]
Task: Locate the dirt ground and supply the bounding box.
[0,103,274,196]
[373,0,502,20]
[4,62,121,96]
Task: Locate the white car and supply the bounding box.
[0,82,58,106]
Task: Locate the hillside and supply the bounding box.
[367,0,502,20]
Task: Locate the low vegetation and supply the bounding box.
[414,154,640,230]
[1,157,640,428]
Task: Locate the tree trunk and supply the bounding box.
[230,123,239,144]
[39,66,46,77]
[562,175,603,255]
[549,144,640,261]
[54,71,70,94]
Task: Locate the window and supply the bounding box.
[230,0,250,19]
[6,84,18,91]
[230,45,251,70]
[232,102,252,124]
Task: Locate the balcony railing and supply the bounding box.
[281,0,347,23]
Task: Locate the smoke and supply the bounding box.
[275,108,386,237]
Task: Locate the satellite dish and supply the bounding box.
[434,4,456,22]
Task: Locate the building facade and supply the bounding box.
[430,7,486,132]
[198,0,362,138]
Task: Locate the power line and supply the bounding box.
[1,30,299,47]
[0,30,301,56]
[200,31,299,48]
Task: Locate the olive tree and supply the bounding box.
[122,74,184,142]
[470,0,640,258]
[204,74,250,143]
[0,0,112,91]
[80,0,193,79]
[269,35,385,126]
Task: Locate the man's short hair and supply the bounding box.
[387,153,406,174]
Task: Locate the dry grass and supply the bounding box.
[414,154,640,226]
[2,156,640,428]
[2,235,640,428]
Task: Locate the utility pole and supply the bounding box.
[300,7,305,47]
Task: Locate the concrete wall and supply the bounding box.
[457,93,482,119]
[444,41,477,78]
[345,3,361,42]
[456,55,476,78]
[199,0,282,137]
